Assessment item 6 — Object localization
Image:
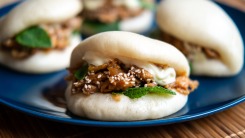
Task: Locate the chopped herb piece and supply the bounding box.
[74,63,89,80]
[140,0,155,10]
[82,20,119,35]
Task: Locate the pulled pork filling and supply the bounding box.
[161,32,220,61]
[0,16,81,59]
[67,59,198,96]
[82,0,150,23]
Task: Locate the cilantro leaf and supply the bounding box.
[122,86,176,99]
[74,63,89,80]
[15,26,51,48]
[82,20,119,35]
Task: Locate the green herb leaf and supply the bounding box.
[148,28,162,40]
[72,30,80,35]
[189,62,193,73]
[140,0,155,10]
[82,20,119,35]
[15,26,51,48]
[74,63,89,80]
[123,86,176,99]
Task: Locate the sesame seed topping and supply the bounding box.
[87,85,91,89]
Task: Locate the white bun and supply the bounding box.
[71,31,189,76]
[157,0,244,76]
[0,35,81,73]
[119,10,154,33]
[66,31,190,121]
[65,83,187,121]
[0,0,82,41]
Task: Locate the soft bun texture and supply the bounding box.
[66,31,190,121]
[0,0,83,73]
[157,0,244,76]
[0,0,83,41]
[0,35,80,73]
[66,84,187,121]
[119,10,154,33]
[71,31,189,76]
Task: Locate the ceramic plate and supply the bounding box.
[0,2,244,127]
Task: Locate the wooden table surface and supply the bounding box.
[0,0,245,138]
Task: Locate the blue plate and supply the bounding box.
[0,2,244,127]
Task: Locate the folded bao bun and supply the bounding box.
[66,31,190,121]
[119,10,154,33]
[156,0,244,76]
[0,0,83,73]
[81,0,154,36]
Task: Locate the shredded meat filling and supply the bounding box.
[82,0,144,23]
[161,32,220,60]
[165,76,199,95]
[68,59,198,96]
[0,16,81,59]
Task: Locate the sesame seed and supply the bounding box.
[88,85,91,89]
[98,74,102,78]
[110,79,115,83]
[84,84,88,89]
[130,81,135,84]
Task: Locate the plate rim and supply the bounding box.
[0,1,245,127]
[0,96,244,127]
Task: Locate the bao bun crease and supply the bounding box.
[157,0,244,76]
[66,31,190,121]
[0,0,83,73]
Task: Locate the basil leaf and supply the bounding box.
[123,86,176,99]
[74,63,89,80]
[82,20,119,35]
[15,26,51,48]
[140,0,155,10]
